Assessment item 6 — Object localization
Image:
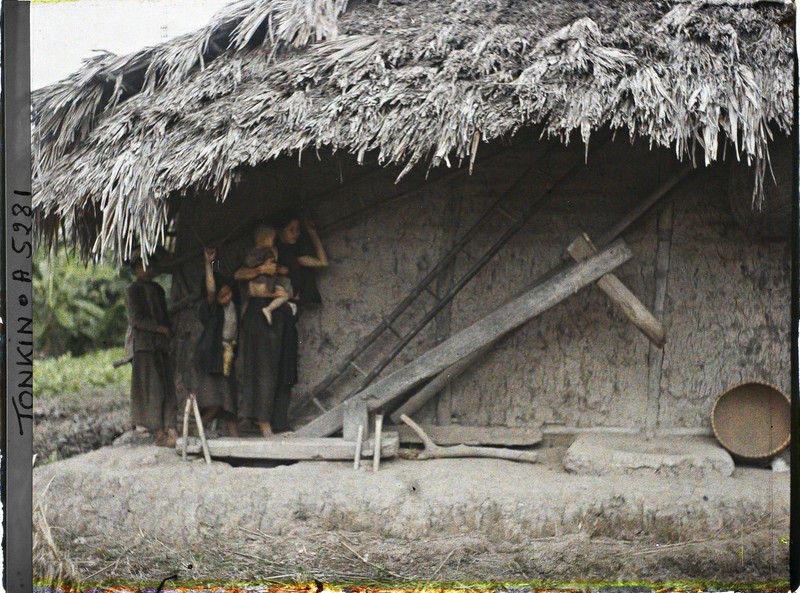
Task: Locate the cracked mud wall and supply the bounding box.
[168,134,791,432]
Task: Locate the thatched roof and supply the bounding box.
[32,0,793,261]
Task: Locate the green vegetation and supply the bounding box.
[33,347,131,399]
[34,249,132,358]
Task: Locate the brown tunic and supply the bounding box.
[125,279,177,431]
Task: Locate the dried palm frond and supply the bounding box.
[32,0,793,262]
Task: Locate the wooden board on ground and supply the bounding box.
[390,424,542,446]
[176,433,399,461]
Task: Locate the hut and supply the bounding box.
[32,0,793,446]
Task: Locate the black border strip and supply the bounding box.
[2,1,34,592]
[791,5,799,591]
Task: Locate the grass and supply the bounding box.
[34,347,131,398]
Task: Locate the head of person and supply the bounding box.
[273,209,302,245]
[200,272,236,305]
[253,224,277,249]
[132,257,157,280]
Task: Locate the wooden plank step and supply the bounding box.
[176,433,399,461]
[389,424,543,447]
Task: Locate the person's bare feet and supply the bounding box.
[165,428,178,448]
[259,421,274,438]
[227,420,239,438]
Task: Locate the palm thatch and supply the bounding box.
[32,0,793,262]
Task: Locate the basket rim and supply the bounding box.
[711,380,791,460]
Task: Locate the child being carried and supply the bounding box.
[243,225,295,324]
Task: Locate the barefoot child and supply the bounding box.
[241,226,294,324]
[195,247,239,436]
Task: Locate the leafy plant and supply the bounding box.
[33,249,133,357]
[33,347,131,398]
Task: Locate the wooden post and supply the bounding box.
[296,240,633,438]
[567,233,666,347]
[190,394,212,465]
[181,397,192,461]
[646,205,674,439]
[373,414,384,472]
[353,425,364,470]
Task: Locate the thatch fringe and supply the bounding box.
[32,0,793,262]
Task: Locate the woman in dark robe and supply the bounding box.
[271,210,329,430]
[233,225,296,437]
[194,247,239,436]
[125,256,178,447]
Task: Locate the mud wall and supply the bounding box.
[168,132,791,432]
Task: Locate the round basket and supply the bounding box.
[711,381,791,462]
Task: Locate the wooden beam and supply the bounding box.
[390,424,543,446]
[177,434,399,460]
[294,240,633,438]
[387,164,694,426]
[567,233,666,348]
[389,347,488,424]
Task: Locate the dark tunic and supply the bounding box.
[194,299,237,417]
[236,296,296,428]
[125,279,177,432]
[276,238,322,306]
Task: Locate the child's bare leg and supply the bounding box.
[261,290,289,325]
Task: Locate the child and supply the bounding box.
[125,255,178,447]
[242,225,295,324]
[195,247,239,436]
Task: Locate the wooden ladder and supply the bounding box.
[294,135,611,416]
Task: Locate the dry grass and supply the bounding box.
[32,0,792,263]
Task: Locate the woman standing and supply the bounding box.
[271,210,329,431]
[234,226,293,437]
[125,256,178,447]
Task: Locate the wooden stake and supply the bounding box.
[190,394,212,465]
[399,415,538,463]
[354,425,364,470]
[373,414,384,472]
[181,396,192,461]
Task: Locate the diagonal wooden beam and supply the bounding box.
[567,233,666,348]
[294,239,633,438]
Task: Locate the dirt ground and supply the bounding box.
[33,438,790,587]
[34,389,129,464]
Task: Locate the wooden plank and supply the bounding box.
[176,434,399,460]
[389,424,543,446]
[391,167,696,426]
[295,240,633,438]
[567,233,666,348]
[342,399,369,442]
[390,346,488,424]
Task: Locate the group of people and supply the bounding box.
[124,210,328,447]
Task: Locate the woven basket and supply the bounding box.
[711,381,791,462]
